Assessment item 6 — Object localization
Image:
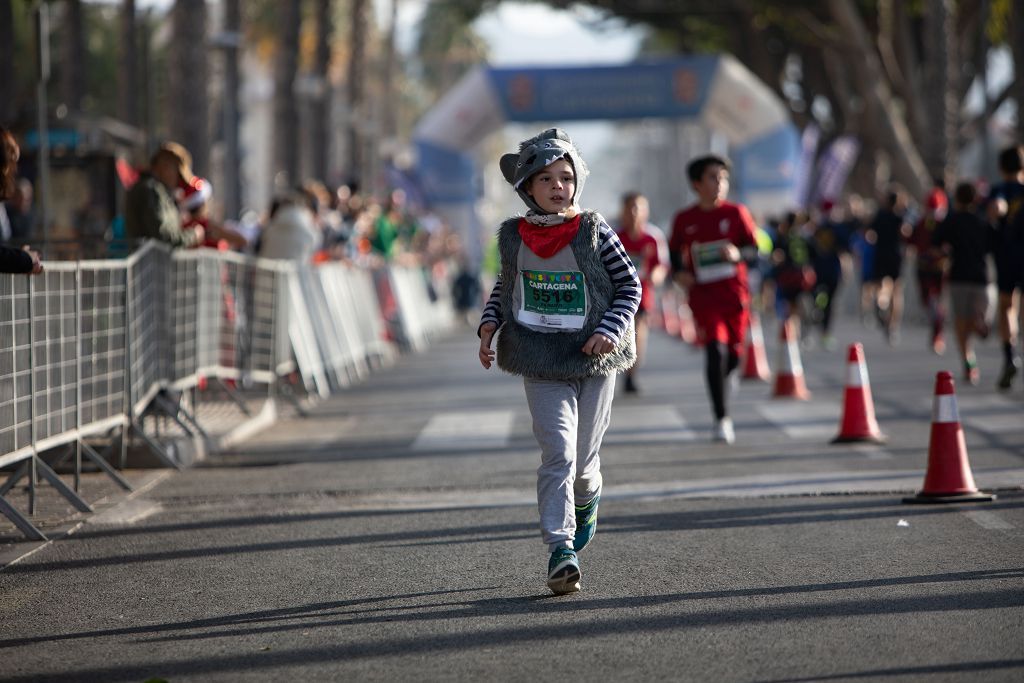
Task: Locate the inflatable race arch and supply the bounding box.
[412,55,799,257]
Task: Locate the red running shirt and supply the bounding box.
[617,226,666,312]
[669,201,757,317]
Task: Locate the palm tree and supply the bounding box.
[347,0,369,188]
[170,0,209,175]
[119,0,138,127]
[273,0,301,188]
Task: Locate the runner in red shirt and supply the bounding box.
[617,191,668,394]
[669,155,757,444]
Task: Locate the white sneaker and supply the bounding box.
[713,417,735,444]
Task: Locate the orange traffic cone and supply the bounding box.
[771,319,811,399]
[742,312,771,382]
[831,343,886,443]
[903,371,995,504]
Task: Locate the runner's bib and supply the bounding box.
[517,269,587,329]
[692,239,737,284]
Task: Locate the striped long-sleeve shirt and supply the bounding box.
[479,219,641,343]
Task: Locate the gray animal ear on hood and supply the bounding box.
[499,154,519,185]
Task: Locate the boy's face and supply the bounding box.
[622,196,649,227]
[692,164,728,205]
[527,158,576,214]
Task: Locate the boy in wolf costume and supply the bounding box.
[478,129,640,594]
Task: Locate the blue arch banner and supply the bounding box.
[412,55,800,229]
[486,57,718,122]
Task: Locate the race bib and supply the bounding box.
[692,239,737,284]
[518,269,587,329]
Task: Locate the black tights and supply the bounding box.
[705,342,740,420]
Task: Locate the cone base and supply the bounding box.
[831,433,887,445]
[902,491,996,505]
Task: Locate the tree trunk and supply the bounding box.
[221,0,241,219]
[60,0,85,115]
[382,0,398,144]
[0,0,14,123]
[923,0,958,186]
[119,0,138,127]
[170,0,209,175]
[1012,0,1024,142]
[273,0,301,189]
[311,0,333,184]
[347,0,369,189]
[827,0,929,199]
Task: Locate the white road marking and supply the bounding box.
[87,499,163,526]
[853,444,893,460]
[962,414,1024,436]
[412,410,514,451]
[605,405,695,444]
[962,510,1014,530]
[757,401,840,439]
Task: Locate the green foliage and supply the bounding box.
[988,0,1011,44]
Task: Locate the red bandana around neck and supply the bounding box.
[517,214,582,258]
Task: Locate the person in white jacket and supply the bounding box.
[257,192,321,262]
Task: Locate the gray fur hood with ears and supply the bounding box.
[498,128,589,215]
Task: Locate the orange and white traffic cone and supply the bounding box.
[831,343,886,443]
[771,319,811,400]
[904,371,995,504]
[742,312,771,382]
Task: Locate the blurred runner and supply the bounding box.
[669,155,757,444]
[910,182,950,354]
[986,145,1024,390]
[616,191,668,394]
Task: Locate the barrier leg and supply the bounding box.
[130,420,183,470]
[0,495,47,541]
[80,440,133,492]
[0,462,29,496]
[33,456,92,513]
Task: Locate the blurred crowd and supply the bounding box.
[740,144,1024,390]
[110,140,469,286]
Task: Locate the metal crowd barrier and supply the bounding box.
[0,242,449,540]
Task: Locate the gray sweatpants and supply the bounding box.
[523,373,616,552]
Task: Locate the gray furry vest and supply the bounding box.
[496,211,636,380]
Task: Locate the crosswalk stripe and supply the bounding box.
[757,401,840,439]
[412,410,514,451]
[605,405,695,444]
[962,510,1014,530]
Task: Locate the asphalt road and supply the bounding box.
[1,311,1022,682]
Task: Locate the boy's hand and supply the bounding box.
[479,322,497,369]
[721,243,741,263]
[582,333,614,356]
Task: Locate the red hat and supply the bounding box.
[925,189,947,211]
[180,176,212,211]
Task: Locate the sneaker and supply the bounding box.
[964,359,980,386]
[997,359,1019,391]
[712,417,735,444]
[573,490,601,553]
[623,374,639,394]
[822,335,837,352]
[547,548,581,594]
[931,333,946,355]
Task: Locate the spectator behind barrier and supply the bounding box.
[0,126,42,274]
